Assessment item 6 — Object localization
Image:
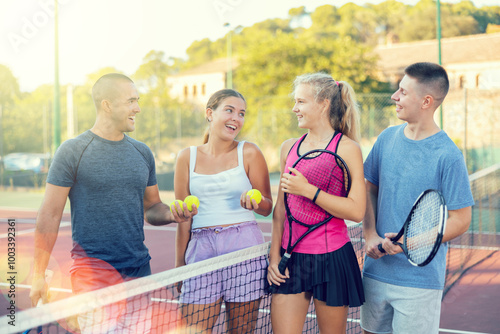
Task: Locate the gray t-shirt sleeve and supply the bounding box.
[47,137,88,187]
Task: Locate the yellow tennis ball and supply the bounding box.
[247,189,262,204]
[184,195,200,211]
[169,200,184,213]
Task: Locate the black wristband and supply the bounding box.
[312,188,321,203]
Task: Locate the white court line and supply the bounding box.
[438,330,492,334]
[0,222,70,238]
[0,218,37,224]
[145,225,177,231]
[450,244,500,251]
[0,282,72,294]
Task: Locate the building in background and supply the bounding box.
[166,58,239,106]
[167,33,500,105]
[374,32,500,90]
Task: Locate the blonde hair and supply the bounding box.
[293,73,360,142]
[202,89,246,144]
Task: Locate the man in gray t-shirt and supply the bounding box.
[29,73,194,333]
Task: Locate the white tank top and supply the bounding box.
[189,141,255,229]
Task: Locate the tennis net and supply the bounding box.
[3,224,365,334]
[445,163,500,294]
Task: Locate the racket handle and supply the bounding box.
[378,244,386,253]
[277,253,291,275]
[269,253,291,294]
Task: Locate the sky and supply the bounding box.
[0,0,498,92]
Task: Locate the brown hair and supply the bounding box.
[203,89,246,144]
[405,62,449,106]
[293,73,360,142]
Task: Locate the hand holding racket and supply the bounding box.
[269,149,351,292]
[378,189,447,267]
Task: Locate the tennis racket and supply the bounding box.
[378,189,447,267]
[270,149,351,292]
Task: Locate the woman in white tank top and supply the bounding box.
[173,89,273,333]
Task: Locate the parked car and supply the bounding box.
[2,153,50,173]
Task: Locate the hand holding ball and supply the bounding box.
[170,200,184,214]
[246,189,262,204]
[184,195,200,211]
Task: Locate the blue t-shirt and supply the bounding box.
[47,130,157,270]
[363,124,474,289]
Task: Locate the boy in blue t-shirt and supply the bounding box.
[361,62,474,334]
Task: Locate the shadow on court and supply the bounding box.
[440,250,500,334]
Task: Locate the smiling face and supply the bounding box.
[391,75,426,123]
[292,84,326,129]
[207,96,246,140]
[108,80,141,133]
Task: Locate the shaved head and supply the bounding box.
[92,73,134,111]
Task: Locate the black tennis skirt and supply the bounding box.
[273,242,365,307]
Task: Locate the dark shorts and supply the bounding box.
[274,242,365,307]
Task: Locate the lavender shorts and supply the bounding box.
[180,221,267,304]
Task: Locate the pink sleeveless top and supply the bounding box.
[281,132,351,254]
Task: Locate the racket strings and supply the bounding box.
[336,157,350,193]
[287,152,348,225]
[405,192,443,264]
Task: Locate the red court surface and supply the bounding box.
[1,208,498,334]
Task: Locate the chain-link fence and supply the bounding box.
[443,89,499,173]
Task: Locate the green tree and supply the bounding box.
[185,38,225,68]
[0,65,21,157]
[2,85,53,153]
[399,0,480,41]
[134,50,170,91]
[369,0,408,45]
[336,3,379,44]
[0,65,20,105]
[306,5,341,40]
[472,5,500,32]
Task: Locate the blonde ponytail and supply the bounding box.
[337,81,360,142]
[293,73,361,142]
